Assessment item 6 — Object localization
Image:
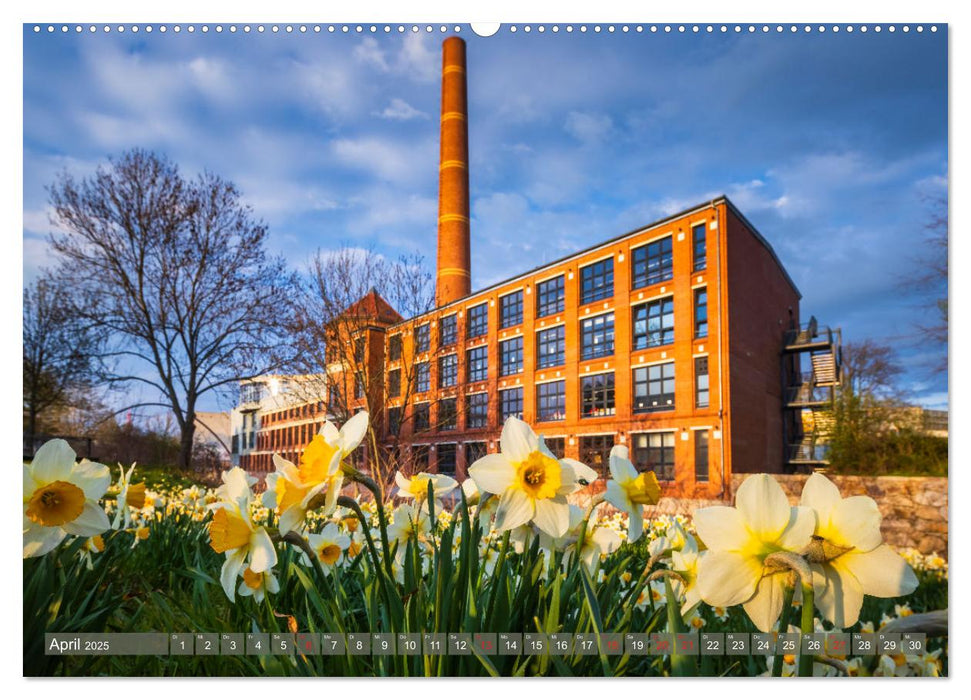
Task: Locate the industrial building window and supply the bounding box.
[439,354,458,389]
[633,362,675,413]
[631,236,673,288]
[499,290,523,328]
[536,380,566,422]
[580,435,613,478]
[694,288,708,338]
[413,403,430,432]
[467,303,488,339]
[465,441,488,469]
[581,372,616,418]
[415,323,431,353]
[328,385,339,408]
[413,444,430,470]
[631,432,675,481]
[354,337,365,363]
[388,368,401,398]
[499,387,523,421]
[354,374,365,399]
[499,336,523,376]
[438,398,458,431]
[466,393,489,429]
[440,314,458,347]
[437,443,457,475]
[536,325,565,369]
[536,275,565,317]
[388,334,402,361]
[693,223,707,271]
[580,257,614,303]
[542,436,565,459]
[695,430,709,482]
[580,312,615,360]
[695,356,710,408]
[387,406,402,434]
[415,362,430,393]
[632,297,674,349]
[467,345,488,382]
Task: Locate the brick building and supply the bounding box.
[231,37,840,499]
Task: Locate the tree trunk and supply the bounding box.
[178,417,196,472]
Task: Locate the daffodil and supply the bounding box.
[303,522,351,571]
[238,567,280,604]
[261,412,368,534]
[387,502,432,556]
[111,463,147,530]
[604,445,660,543]
[693,473,815,632]
[670,544,704,615]
[799,473,918,628]
[394,470,458,511]
[208,467,277,602]
[24,439,112,558]
[468,417,591,537]
[648,519,694,559]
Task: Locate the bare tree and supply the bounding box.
[22,272,104,454]
[900,194,947,375]
[48,149,296,471]
[840,339,904,402]
[282,246,438,495]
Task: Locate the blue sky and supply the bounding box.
[22,24,948,411]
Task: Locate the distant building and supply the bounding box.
[229,37,842,499]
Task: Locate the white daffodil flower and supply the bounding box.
[111,463,147,530]
[303,522,351,571]
[238,567,280,604]
[261,412,368,534]
[799,473,919,628]
[670,545,705,615]
[208,467,277,602]
[604,445,660,543]
[693,473,815,632]
[387,502,432,555]
[468,417,589,538]
[24,439,112,558]
[394,470,458,512]
[648,519,694,559]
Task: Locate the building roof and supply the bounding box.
[342,288,404,325]
[389,195,801,329]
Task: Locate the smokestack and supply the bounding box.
[435,36,471,307]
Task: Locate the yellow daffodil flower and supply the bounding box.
[261,412,368,534]
[693,473,815,632]
[208,467,277,602]
[468,417,593,537]
[303,522,351,571]
[238,567,280,604]
[604,445,660,543]
[24,439,112,558]
[394,470,458,511]
[799,473,918,628]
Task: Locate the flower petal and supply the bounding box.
[500,416,537,463]
[468,454,516,494]
[800,472,842,523]
[830,496,883,552]
[532,497,570,538]
[776,506,816,552]
[742,573,789,633]
[319,420,340,444]
[23,523,66,558]
[220,550,247,602]
[494,488,534,532]
[394,471,410,493]
[838,545,919,599]
[30,439,77,484]
[71,461,112,501]
[278,505,306,535]
[696,550,761,607]
[735,474,792,541]
[248,527,278,573]
[608,447,637,483]
[692,506,751,551]
[561,458,595,489]
[338,411,369,453]
[62,502,111,536]
[812,561,864,629]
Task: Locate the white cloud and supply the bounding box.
[353,37,390,72]
[375,98,428,121]
[564,111,612,145]
[331,136,435,184]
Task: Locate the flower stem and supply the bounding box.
[772,582,795,677]
[798,581,815,677]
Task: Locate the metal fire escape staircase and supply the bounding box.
[782,317,842,470]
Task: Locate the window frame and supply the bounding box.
[631,236,674,289]
[466,345,488,383]
[633,361,676,413]
[436,443,457,474]
[415,323,431,353]
[438,353,458,389]
[499,290,524,329]
[536,275,565,318]
[536,380,566,422]
[695,355,710,408]
[580,257,614,304]
[692,223,707,272]
[414,361,430,393]
[695,429,709,482]
[413,403,430,432]
[632,296,675,350]
[499,386,524,421]
[536,325,566,369]
[465,392,489,429]
[580,372,616,418]
[499,336,524,376]
[580,312,615,360]
[440,314,458,347]
[437,397,458,431]
[466,303,489,339]
[631,431,676,481]
[694,287,709,339]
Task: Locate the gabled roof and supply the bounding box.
[342,288,403,326]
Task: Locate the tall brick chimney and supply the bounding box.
[435,36,472,307]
